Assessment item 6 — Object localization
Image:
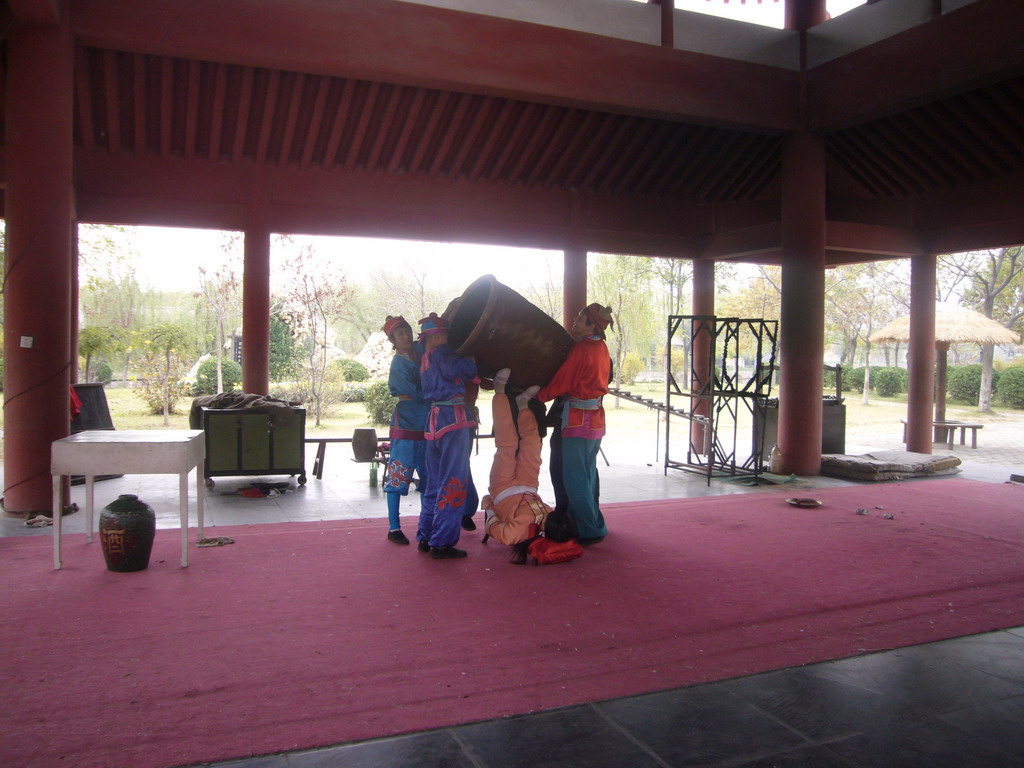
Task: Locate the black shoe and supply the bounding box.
[429,545,468,559]
[387,530,410,545]
[417,541,431,553]
[579,536,605,546]
[461,515,477,531]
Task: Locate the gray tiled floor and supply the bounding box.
[3,422,1022,767]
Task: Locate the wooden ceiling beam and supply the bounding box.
[71,0,799,133]
[808,0,1024,131]
[7,0,59,26]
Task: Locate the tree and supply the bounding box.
[78,325,117,382]
[717,265,781,322]
[269,313,299,382]
[589,254,657,403]
[278,244,349,426]
[195,238,241,393]
[135,323,190,425]
[78,224,154,385]
[940,247,1024,412]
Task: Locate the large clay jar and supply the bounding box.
[351,428,379,462]
[99,494,156,572]
[446,274,573,390]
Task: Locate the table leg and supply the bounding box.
[53,475,63,570]
[85,475,95,543]
[179,471,189,568]
[315,442,327,480]
[196,464,206,541]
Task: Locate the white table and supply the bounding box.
[51,430,206,570]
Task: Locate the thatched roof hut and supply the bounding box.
[871,305,1020,423]
[871,306,1020,346]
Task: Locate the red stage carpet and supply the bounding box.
[2,478,1022,768]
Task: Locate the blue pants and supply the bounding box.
[418,427,474,547]
[561,436,607,539]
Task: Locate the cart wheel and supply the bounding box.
[298,474,307,485]
[205,478,215,489]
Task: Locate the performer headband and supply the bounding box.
[583,303,614,331]
[381,315,408,337]
[418,312,449,337]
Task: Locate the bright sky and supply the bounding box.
[665,0,866,26]
[126,227,564,295]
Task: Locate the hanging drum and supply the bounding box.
[445,274,573,390]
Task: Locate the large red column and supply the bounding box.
[906,253,936,453]
[242,225,271,396]
[690,258,715,453]
[785,0,828,29]
[2,21,75,516]
[563,248,588,331]
[777,130,826,476]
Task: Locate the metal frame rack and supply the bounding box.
[664,315,778,484]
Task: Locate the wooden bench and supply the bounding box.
[306,431,498,485]
[306,436,390,484]
[902,420,983,449]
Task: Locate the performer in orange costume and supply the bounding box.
[481,369,548,546]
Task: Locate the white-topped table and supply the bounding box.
[51,430,206,570]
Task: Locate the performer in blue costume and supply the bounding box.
[416,312,479,559]
[381,315,428,546]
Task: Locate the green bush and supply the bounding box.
[193,358,243,395]
[945,364,1000,404]
[843,366,866,392]
[364,380,397,425]
[620,354,644,385]
[996,365,1024,408]
[340,383,368,403]
[873,366,907,398]
[95,361,114,385]
[331,358,370,382]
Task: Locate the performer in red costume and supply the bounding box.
[536,303,613,544]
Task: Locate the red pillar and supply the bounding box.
[242,225,271,396]
[563,248,588,332]
[3,20,75,516]
[785,0,828,29]
[70,232,80,384]
[906,253,936,453]
[777,131,826,476]
[690,259,714,453]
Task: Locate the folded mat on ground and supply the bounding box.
[821,450,961,481]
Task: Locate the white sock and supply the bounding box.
[493,368,511,394]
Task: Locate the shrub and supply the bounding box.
[873,366,907,397]
[843,366,866,392]
[193,358,243,395]
[945,364,1000,404]
[996,365,1024,408]
[95,361,114,385]
[340,383,368,403]
[619,354,644,385]
[334,358,370,382]
[364,380,397,425]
